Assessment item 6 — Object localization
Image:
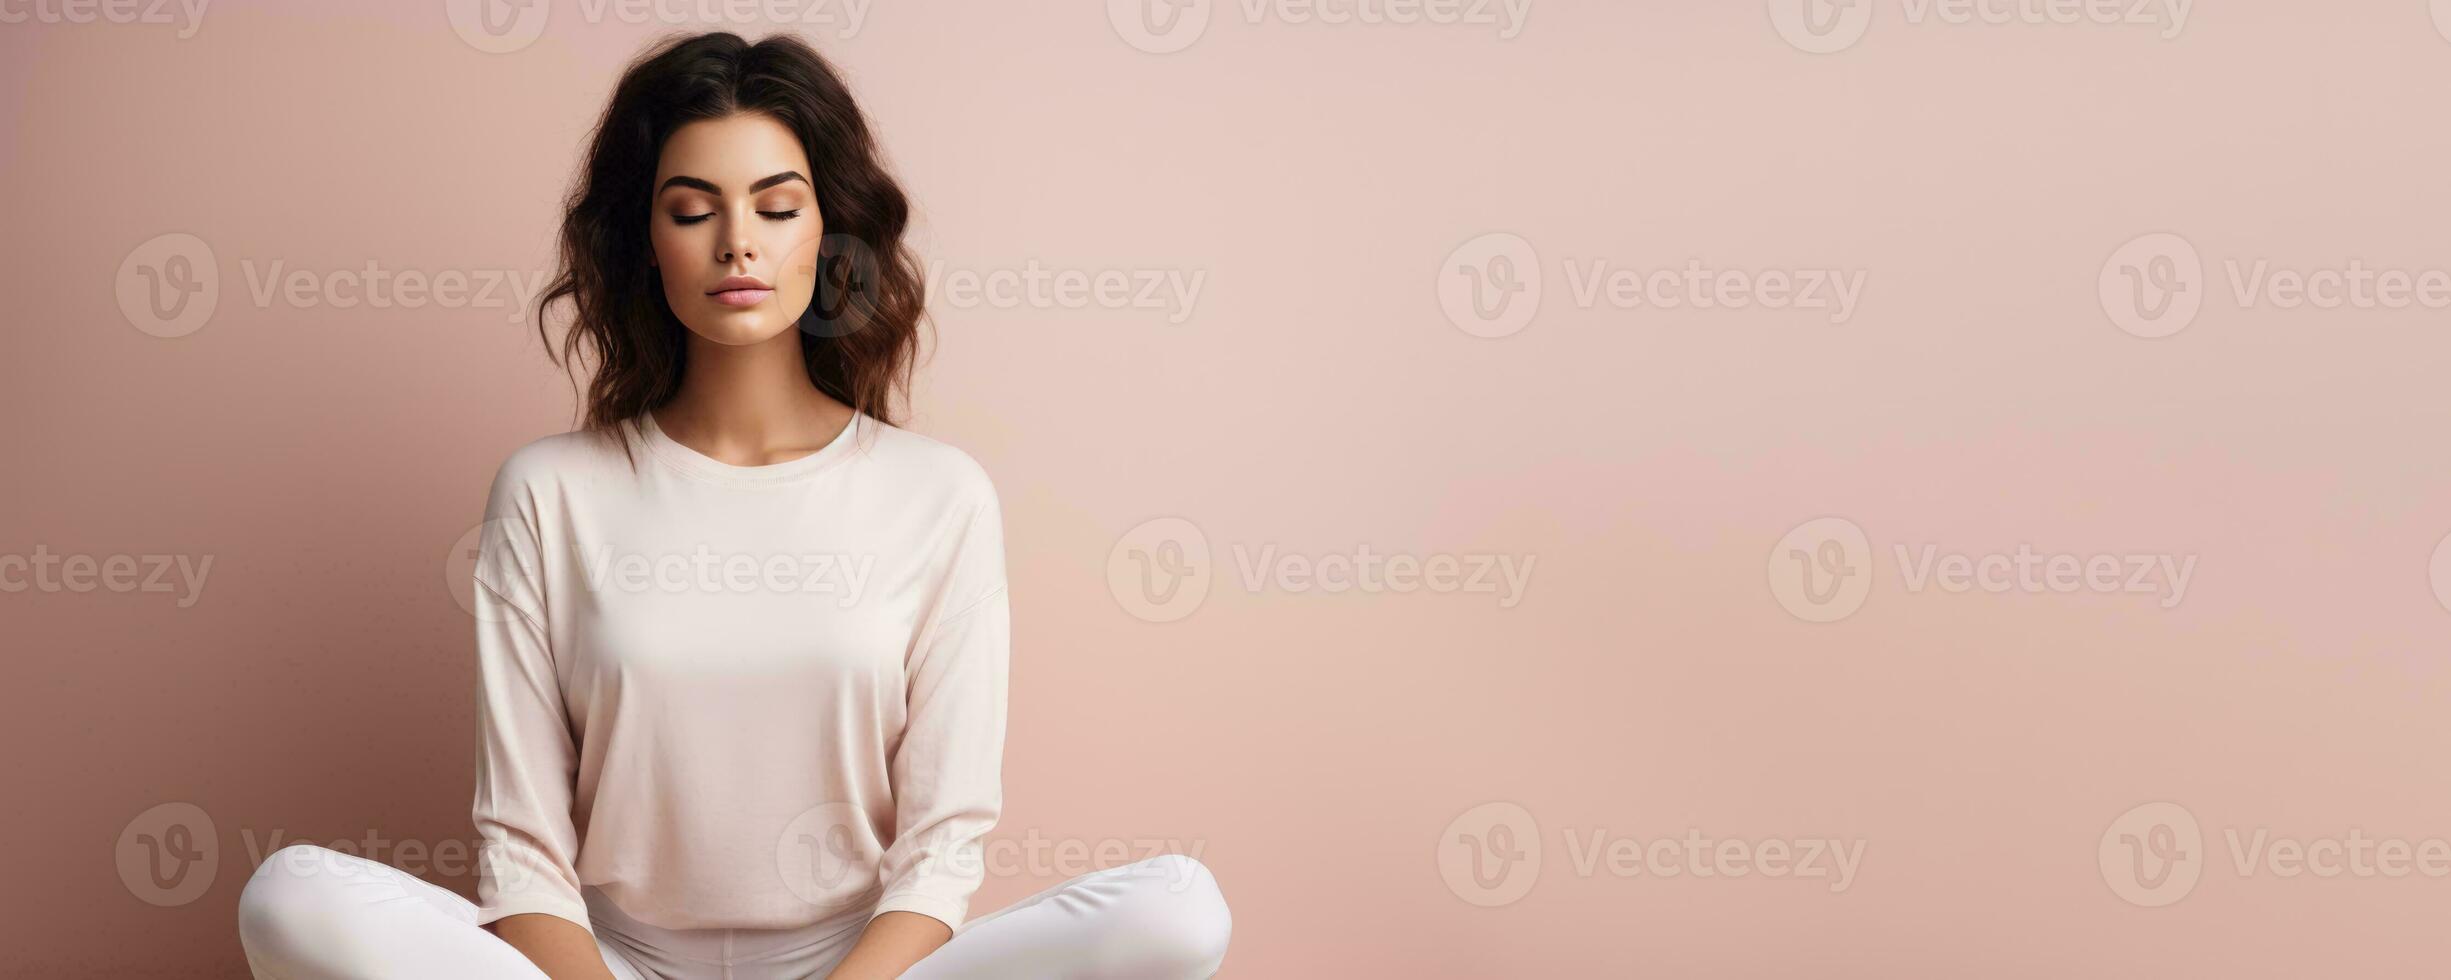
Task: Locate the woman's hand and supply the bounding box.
[488,913,621,980]
[824,909,954,980]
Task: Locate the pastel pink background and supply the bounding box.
[8,1,2451,976]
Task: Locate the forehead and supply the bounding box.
[653,112,811,187]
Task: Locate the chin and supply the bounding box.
[683,313,794,347]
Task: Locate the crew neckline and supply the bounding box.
[636,407,866,488]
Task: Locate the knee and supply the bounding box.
[1092,853,1231,978]
[236,843,367,962]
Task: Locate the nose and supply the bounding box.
[721,222,757,264]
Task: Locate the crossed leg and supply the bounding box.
[236,842,1230,979]
[905,852,1231,979]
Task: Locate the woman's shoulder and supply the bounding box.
[484,423,638,495]
[856,419,999,505]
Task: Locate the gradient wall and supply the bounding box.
[8,1,2451,976]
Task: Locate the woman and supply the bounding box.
[235,31,1230,979]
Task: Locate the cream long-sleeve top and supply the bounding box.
[468,409,1009,936]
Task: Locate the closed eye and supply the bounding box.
[671,210,803,225]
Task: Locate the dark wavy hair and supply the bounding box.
[535,31,927,458]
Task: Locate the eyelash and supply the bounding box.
[671,210,801,225]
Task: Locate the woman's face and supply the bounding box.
[649,112,824,347]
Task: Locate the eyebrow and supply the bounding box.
[656,171,811,196]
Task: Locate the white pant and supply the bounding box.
[237,843,1230,979]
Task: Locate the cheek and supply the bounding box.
[651,228,724,315]
[648,226,690,286]
[777,227,825,301]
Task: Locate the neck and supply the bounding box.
[653,328,852,464]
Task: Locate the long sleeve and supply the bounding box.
[455,416,1013,933]
[468,492,591,933]
[870,493,1012,932]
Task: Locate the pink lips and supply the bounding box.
[706,275,774,308]
[708,288,773,307]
